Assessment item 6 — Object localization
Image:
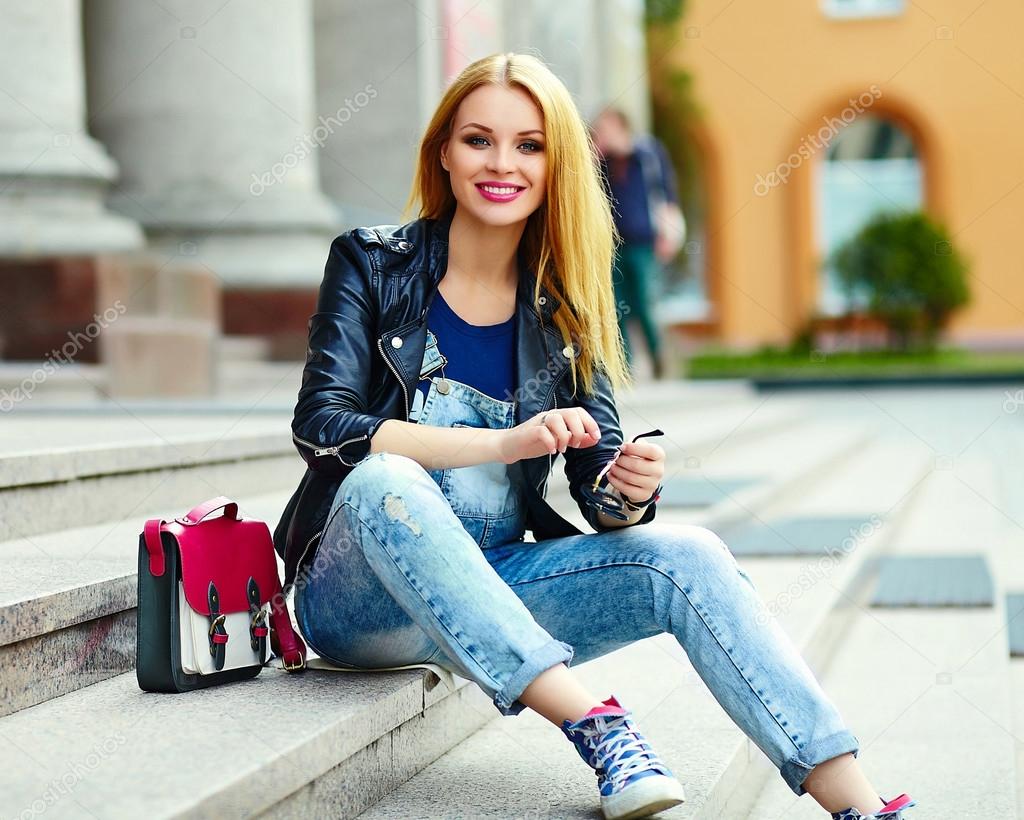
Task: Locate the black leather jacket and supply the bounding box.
[273,207,657,589]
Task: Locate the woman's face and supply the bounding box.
[441,83,547,228]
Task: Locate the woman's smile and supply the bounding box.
[475,182,526,202]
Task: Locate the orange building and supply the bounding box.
[653,0,1023,350]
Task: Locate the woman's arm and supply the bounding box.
[292,233,402,474]
[368,419,505,470]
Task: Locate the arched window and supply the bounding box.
[815,114,923,314]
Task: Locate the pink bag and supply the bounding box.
[136,496,307,692]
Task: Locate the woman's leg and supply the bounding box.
[478,521,880,811]
[305,450,575,717]
[294,472,445,670]
[517,660,606,725]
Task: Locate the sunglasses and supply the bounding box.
[579,428,665,520]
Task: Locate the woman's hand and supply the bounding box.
[603,439,665,504]
[498,408,601,464]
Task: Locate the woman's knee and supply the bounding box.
[646,522,742,575]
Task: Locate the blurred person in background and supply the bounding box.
[277,51,916,820]
[592,106,685,381]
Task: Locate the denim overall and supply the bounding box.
[295,326,862,798]
[408,328,528,551]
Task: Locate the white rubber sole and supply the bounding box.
[601,773,687,820]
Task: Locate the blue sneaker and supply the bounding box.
[832,793,917,819]
[561,695,686,820]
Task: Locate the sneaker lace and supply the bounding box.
[578,714,665,788]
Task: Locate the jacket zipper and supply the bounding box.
[377,337,411,421]
[291,431,368,459]
[294,526,324,585]
[540,365,570,490]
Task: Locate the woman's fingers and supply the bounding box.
[607,467,650,498]
[612,452,659,475]
[543,413,572,453]
[556,408,601,449]
[575,408,601,442]
[531,408,601,454]
[537,425,558,455]
[560,409,589,449]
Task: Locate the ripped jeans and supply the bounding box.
[293,451,861,796]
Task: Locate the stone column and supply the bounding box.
[0,0,143,362]
[83,0,338,357]
[0,0,142,256]
[313,0,446,228]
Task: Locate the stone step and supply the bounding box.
[0,361,107,404]
[0,416,301,541]
[0,657,493,820]
[356,427,931,818]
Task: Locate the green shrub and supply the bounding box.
[829,211,970,351]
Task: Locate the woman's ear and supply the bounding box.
[440,140,449,172]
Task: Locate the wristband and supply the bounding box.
[622,483,663,512]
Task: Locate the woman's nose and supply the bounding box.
[486,145,517,174]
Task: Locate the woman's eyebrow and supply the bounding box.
[459,122,545,136]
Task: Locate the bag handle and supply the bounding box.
[177,496,239,525]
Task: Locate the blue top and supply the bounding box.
[414,289,517,406]
[599,135,678,244]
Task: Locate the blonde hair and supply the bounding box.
[401,52,632,398]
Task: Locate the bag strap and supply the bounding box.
[141,498,307,672]
[268,582,306,671]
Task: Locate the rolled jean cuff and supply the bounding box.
[780,729,861,796]
[492,638,575,717]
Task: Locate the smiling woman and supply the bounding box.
[281,51,915,820]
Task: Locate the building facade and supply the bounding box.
[656,0,1023,350]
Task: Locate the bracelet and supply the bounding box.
[622,483,663,512]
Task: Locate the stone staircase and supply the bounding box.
[1,383,1011,818]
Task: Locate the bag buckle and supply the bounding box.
[207,581,228,668]
[246,577,269,654]
[282,654,306,671]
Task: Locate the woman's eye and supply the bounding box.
[465,136,543,152]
